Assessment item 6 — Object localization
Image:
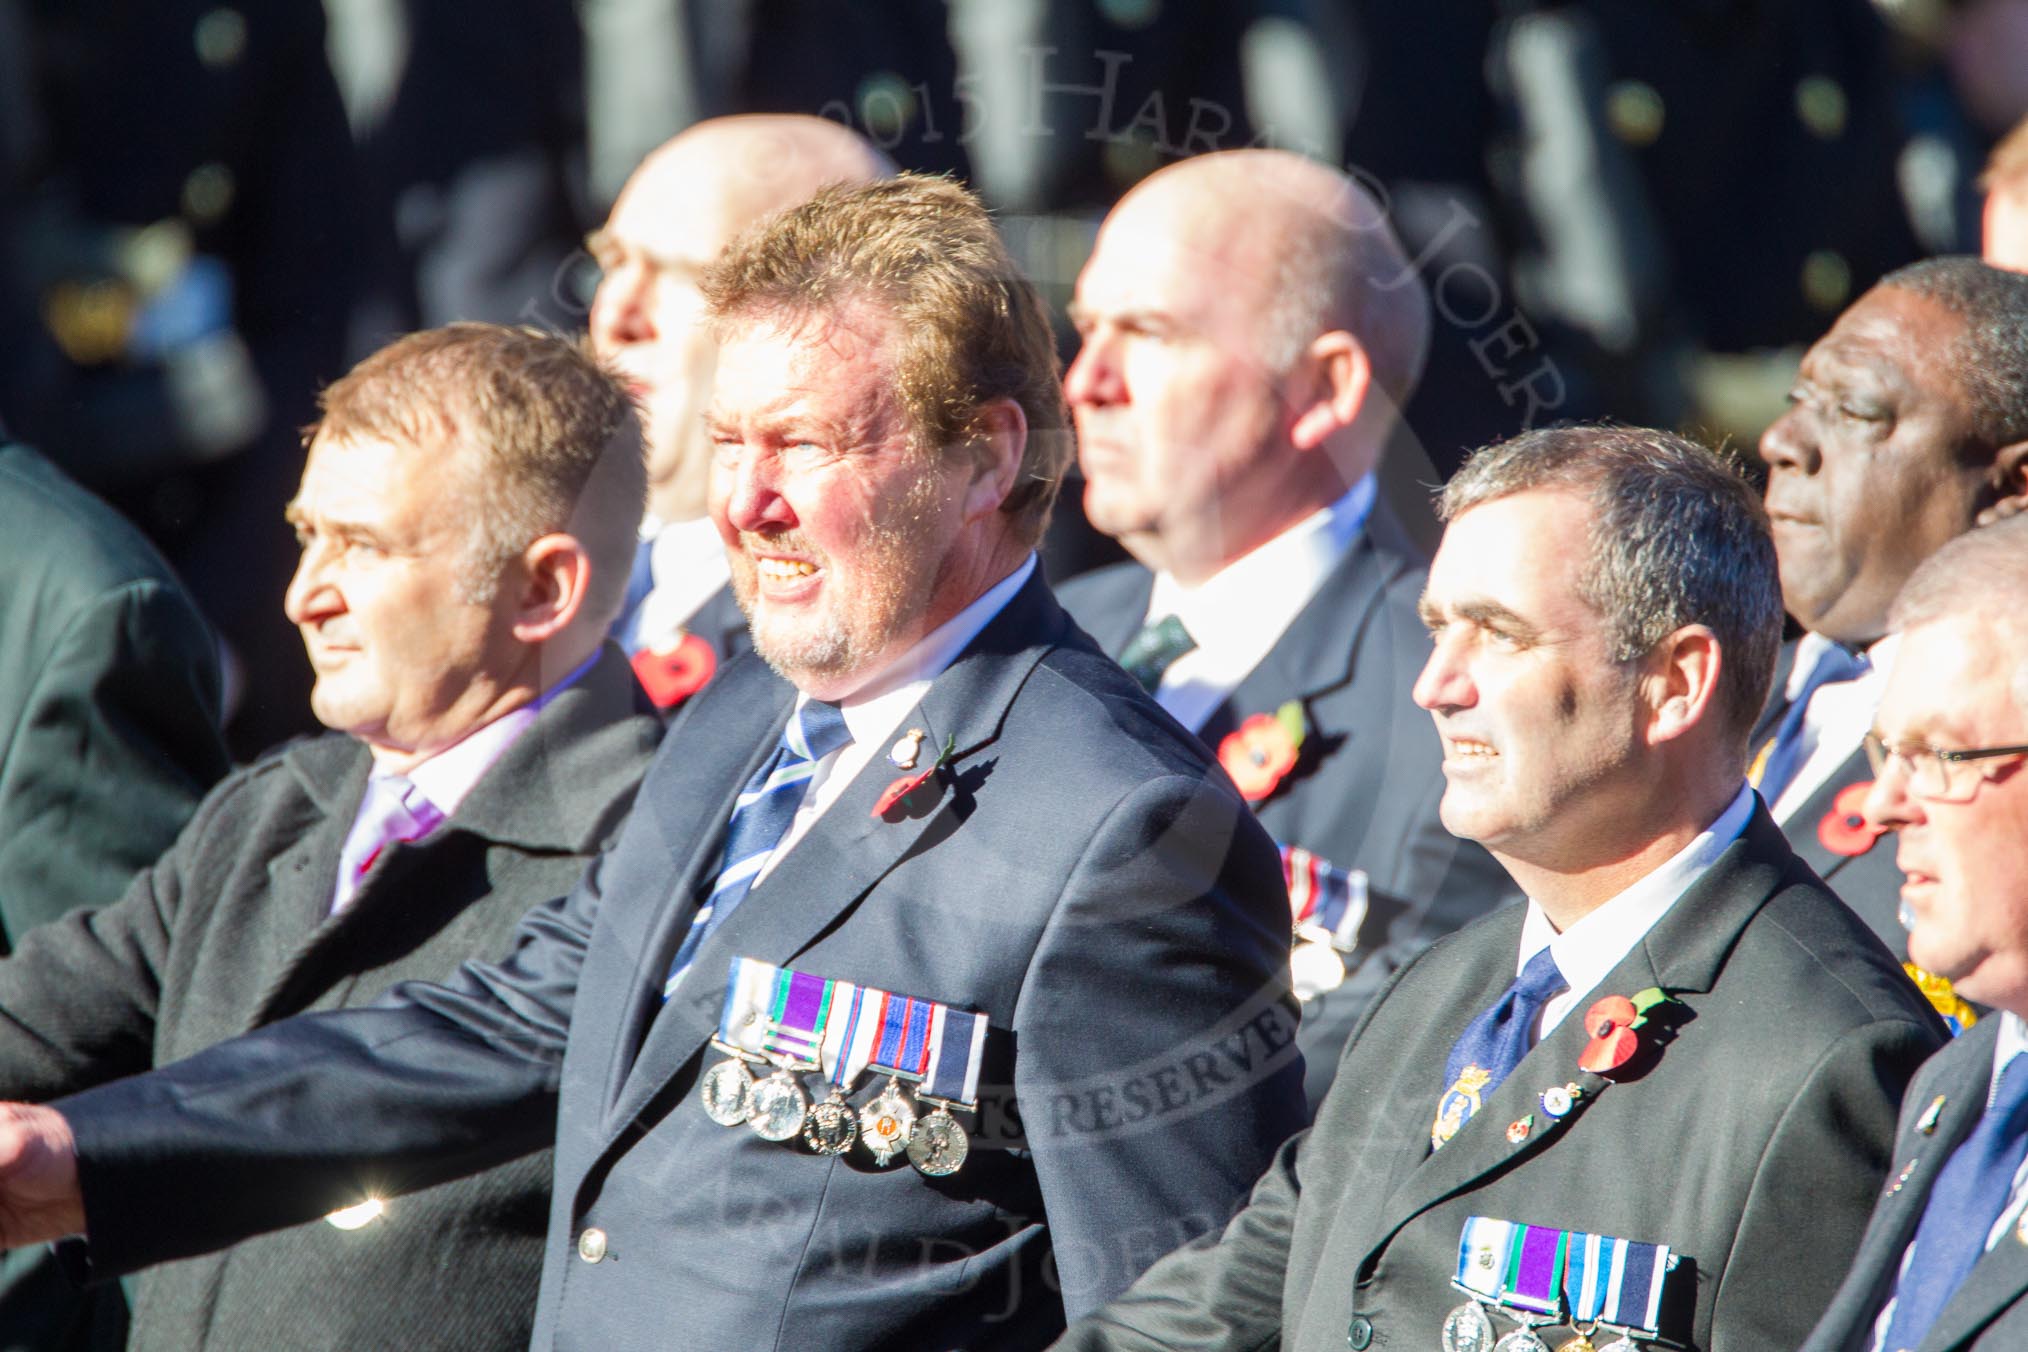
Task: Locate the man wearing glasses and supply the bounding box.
[1758,257,2028,973]
[1806,515,2028,1352]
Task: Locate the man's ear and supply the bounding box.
[1642,624,1723,747]
[1288,330,1371,453]
[1976,438,2028,526]
[510,533,593,643]
[962,398,1027,522]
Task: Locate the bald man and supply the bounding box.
[588,115,894,699]
[1059,149,1514,1110]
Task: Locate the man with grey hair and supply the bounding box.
[1806,516,2028,1352]
[588,114,895,704]
[1060,148,1512,1109]
[1052,424,1944,1352]
[0,323,665,1351]
[1756,257,2028,992]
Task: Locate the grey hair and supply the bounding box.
[1890,514,2028,716]
[1439,424,1784,746]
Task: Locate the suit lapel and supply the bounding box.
[1079,565,1154,657]
[603,572,1067,1143]
[1779,745,1876,881]
[255,740,370,1017]
[1361,807,1792,1269]
[1203,505,1417,751]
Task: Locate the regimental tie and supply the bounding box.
[331,775,446,914]
[1879,1052,2028,1349]
[1118,613,1196,692]
[1432,947,1567,1152]
[663,700,852,996]
[1748,642,1869,802]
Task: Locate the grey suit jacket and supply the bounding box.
[1805,1015,2028,1352]
[54,571,1308,1351]
[1057,506,1516,1110]
[0,644,661,1352]
[1052,806,1947,1352]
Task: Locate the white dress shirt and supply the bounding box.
[1768,632,1899,824]
[1869,1012,2028,1352]
[633,516,734,652]
[753,554,1037,887]
[1140,476,1377,734]
[1516,783,1756,1040]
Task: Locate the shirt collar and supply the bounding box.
[1518,781,1757,991]
[1144,476,1376,650]
[800,553,1037,752]
[385,649,598,814]
[1994,1012,2028,1107]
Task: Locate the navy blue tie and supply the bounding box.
[1880,1053,2028,1349]
[1754,643,1868,803]
[1432,947,1567,1150]
[662,700,852,996]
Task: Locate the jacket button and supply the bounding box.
[1346,1313,1373,1349]
[577,1227,608,1263]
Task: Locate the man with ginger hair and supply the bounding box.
[0,323,664,1350]
[588,114,894,702]
[1060,149,1511,1109]
[0,175,1305,1351]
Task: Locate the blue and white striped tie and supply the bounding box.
[663,700,852,997]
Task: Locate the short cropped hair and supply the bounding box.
[1264,188,1429,409]
[1891,515,2028,712]
[312,323,646,623]
[1439,424,1784,746]
[1878,257,2028,450]
[699,173,1070,545]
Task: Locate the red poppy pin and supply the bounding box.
[1577,986,1675,1076]
[1219,700,1307,803]
[1818,780,1884,857]
[631,632,717,710]
[873,734,956,819]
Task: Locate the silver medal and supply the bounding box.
[859,1077,917,1165]
[1441,1301,1498,1352]
[747,1068,811,1141]
[803,1090,860,1156]
[907,1105,971,1177]
[1289,935,1346,1001]
[1592,1338,1637,1352]
[700,1057,756,1126]
[1493,1329,1552,1352]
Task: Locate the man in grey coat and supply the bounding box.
[1050,425,1944,1352]
[0,324,662,1351]
[1805,516,2028,1352]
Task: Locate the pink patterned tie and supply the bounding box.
[332,775,446,914]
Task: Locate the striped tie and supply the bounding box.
[663,700,852,996]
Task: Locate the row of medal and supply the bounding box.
[698,957,987,1179]
[1282,845,1368,1001]
[1442,1216,1675,1352]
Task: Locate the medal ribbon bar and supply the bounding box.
[922,1006,987,1107]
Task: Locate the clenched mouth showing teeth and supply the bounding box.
[756,558,818,580]
[1447,740,1497,758]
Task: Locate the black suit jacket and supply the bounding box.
[1057,506,1516,1109]
[1053,806,1947,1352]
[1805,1015,2028,1352]
[55,571,1308,1351]
[1753,638,1906,954]
[0,644,661,1351]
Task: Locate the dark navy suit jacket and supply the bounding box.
[56,571,1308,1351]
[1058,504,1516,1110]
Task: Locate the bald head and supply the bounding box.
[589,115,895,521]
[1066,149,1430,580]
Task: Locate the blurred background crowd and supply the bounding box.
[0,0,2016,753]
